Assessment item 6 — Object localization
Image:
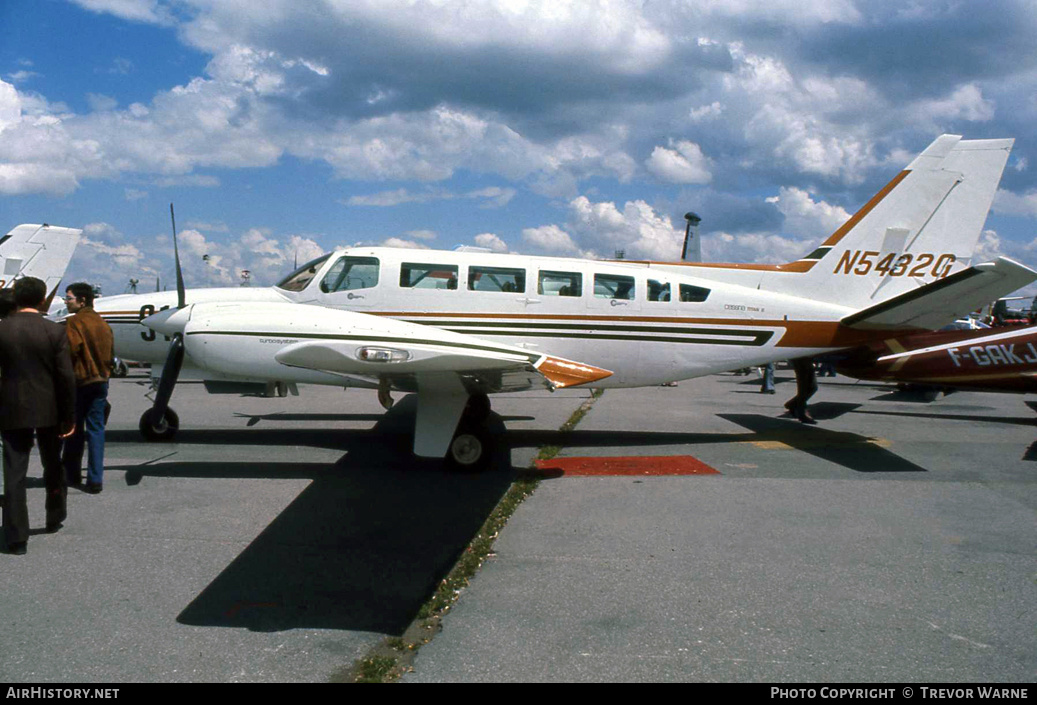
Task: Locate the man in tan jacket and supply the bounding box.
[61,282,114,494]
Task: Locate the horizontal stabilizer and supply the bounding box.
[842,257,1037,330]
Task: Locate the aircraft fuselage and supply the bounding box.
[93,247,859,388]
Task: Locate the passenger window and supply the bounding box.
[320,256,380,293]
[400,262,458,290]
[679,284,710,303]
[538,270,582,297]
[468,266,526,293]
[594,273,635,300]
[648,279,671,302]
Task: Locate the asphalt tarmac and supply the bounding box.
[1,371,1034,683]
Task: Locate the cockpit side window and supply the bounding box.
[275,254,332,292]
[320,256,380,293]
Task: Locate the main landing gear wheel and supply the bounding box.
[444,394,495,472]
[445,423,491,472]
[139,407,180,442]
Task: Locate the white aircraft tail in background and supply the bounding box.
[0,224,82,303]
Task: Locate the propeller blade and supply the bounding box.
[146,332,185,432]
[170,203,185,309]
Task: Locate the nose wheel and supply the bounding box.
[139,407,180,441]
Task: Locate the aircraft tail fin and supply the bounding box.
[784,135,1013,310]
[842,257,1036,331]
[0,223,82,296]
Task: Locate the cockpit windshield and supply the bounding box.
[275,253,332,292]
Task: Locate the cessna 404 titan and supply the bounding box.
[89,135,1033,468]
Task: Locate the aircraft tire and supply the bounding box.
[276,381,289,398]
[111,359,129,378]
[445,423,491,472]
[139,407,180,442]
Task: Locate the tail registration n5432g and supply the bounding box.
[834,250,956,278]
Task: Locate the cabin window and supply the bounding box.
[594,273,635,300]
[679,284,711,303]
[468,266,526,293]
[320,256,380,293]
[538,270,582,297]
[400,262,458,290]
[647,279,671,302]
[276,254,332,292]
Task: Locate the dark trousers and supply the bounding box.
[2,427,66,547]
[787,357,819,412]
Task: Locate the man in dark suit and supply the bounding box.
[0,277,76,555]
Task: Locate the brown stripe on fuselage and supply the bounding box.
[371,311,916,349]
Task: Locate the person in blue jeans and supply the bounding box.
[759,362,775,393]
[61,282,114,494]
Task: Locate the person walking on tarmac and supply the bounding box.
[0,277,76,555]
[783,357,818,424]
[61,282,114,494]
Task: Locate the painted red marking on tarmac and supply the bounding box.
[533,455,719,477]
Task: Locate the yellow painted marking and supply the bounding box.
[749,437,891,451]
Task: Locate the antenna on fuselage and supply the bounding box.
[682,212,702,262]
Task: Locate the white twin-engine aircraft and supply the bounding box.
[92,135,1034,468]
[0,223,81,303]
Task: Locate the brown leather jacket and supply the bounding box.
[66,307,114,385]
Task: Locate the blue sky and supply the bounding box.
[1,0,1036,296]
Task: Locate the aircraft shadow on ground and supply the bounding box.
[506,403,927,474]
[107,397,515,635]
[716,412,926,473]
[847,408,1037,428]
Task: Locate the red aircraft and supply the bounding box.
[836,323,1037,394]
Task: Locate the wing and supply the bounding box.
[163,302,612,458]
[271,321,613,393]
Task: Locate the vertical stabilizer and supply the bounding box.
[785,136,1012,309]
[0,224,82,299]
